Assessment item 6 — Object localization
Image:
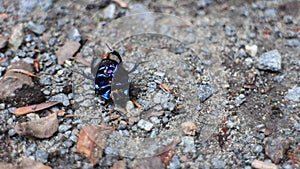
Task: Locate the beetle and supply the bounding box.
[94,44,138,104]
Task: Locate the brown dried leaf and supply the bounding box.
[133,157,165,169]
[111,160,127,169]
[14,101,59,117]
[156,140,180,165]
[113,0,128,8]
[77,125,113,166]
[56,40,81,65]
[14,113,58,138]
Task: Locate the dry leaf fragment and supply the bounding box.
[56,40,81,65]
[14,101,59,117]
[14,113,58,138]
[77,125,113,166]
[251,159,278,169]
[113,0,128,8]
[156,140,180,165]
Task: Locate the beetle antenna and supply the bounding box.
[105,43,113,52]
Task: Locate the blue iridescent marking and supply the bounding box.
[102,90,111,100]
[123,89,128,95]
[100,84,111,89]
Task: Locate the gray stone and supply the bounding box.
[283,15,293,24]
[49,93,70,106]
[9,24,25,50]
[8,128,16,136]
[69,28,81,42]
[63,140,73,148]
[224,25,234,36]
[163,102,175,111]
[211,158,226,169]
[149,116,160,124]
[58,124,72,133]
[253,145,263,153]
[285,39,300,47]
[197,0,211,9]
[264,9,277,17]
[293,122,300,131]
[137,119,153,131]
[27,21,46,35]
[153,92,162,104]
[264,136,290,164]
[285,87,300,102]
[181,136,196,153]
[48,38,57,46]
[256,50,281,71]
[169,156,181,169]
[39,0,53,11]
[103,4,116,19]
[19,0,38,15]
[235,94,246,106]
[0,103,5,110]
[35,150,49,163]
[197,84,218,102]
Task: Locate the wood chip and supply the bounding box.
[251,159,278,169]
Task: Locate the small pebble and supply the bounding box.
[197,84,218,102]
[285,87,300,102]
[103,4,116,19]
[264,9,277,17]
[285,39,300,47]
[137,119,153,131]
[211,158,226,169]
[181,136,196,153]
[8,128,16,136]
[169,156,181,169]
[256,50,281,71]
[253,145,263,153]
[27,21,46,35]
[35,150,49,163]
[245,44,258,57]
[49,93,70,106]
[58,124,72,133]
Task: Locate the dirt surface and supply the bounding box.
[0,0,299,169]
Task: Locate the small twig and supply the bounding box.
[9,68,39,78]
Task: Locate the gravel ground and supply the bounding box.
[0,0,299,169]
